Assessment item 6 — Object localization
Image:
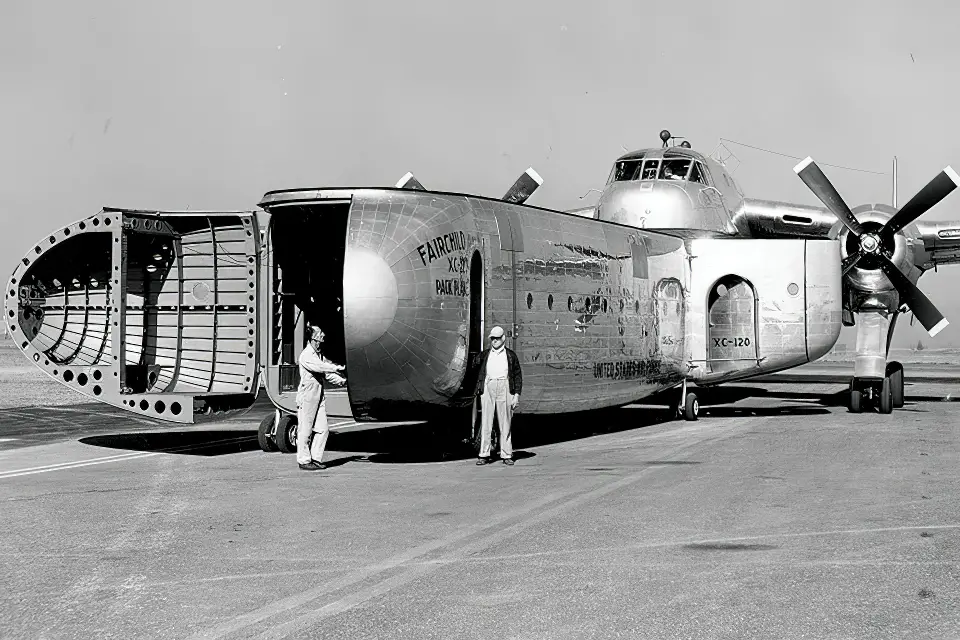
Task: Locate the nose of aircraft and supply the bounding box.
[342,247,398,349]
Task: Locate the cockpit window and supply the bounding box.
[640,159,660,180]
[658,158,691,181]
[689,161,707,185]
[611,160,642,182]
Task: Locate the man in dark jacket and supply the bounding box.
[472,325,522,465]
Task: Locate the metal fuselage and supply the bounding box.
[6,179,841,424]
[592,144,960,383]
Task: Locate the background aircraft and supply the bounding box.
[586,130,960,414]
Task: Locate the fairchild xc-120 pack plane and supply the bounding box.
[6,130,959,454]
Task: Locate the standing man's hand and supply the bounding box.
[510,394,519,411]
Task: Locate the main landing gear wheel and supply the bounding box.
[879,376,893,415]
[275,415,298,454]
[683,392,699,421]
[849,377,894,414]
[257,413,279,452]
[887,361,905,408]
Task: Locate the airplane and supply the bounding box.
[585,129,960,414]
[5,135,849,457]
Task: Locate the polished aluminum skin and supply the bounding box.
[598,137,960,390]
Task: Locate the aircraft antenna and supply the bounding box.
[893,156,898,207]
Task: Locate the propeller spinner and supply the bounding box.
[794,157,959,337]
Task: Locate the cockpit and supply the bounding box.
[608,153,710,186]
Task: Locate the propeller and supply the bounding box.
[794,157,959,337]
[395,172,425,191]
[502,167,543,205]
[394,167,544,204]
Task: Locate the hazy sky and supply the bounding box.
[3,0,959,347]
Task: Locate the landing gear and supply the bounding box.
[257,412,279,452]
[674,380,699,421]
[886,361,904,408]
[275,414,299,453]
[848,376,894,414]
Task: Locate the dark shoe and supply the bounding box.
[299,462,324,471]
[502,458,514,466]
[476,458,493,465]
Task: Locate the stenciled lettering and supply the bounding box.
[435,278,468,297]
[593,359,664,381]
[416,231,467,265]
[712,337,752,348]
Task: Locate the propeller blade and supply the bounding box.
[502,167,543,204]
[395,172,425,191]
[881,166,960,240]
[793,157,865,237]
[841,250,864,276]
[878,256,949,337]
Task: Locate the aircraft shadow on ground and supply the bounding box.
[79,431,261,456]
[76,382,946,460]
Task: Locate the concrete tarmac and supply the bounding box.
[2,378,960,639]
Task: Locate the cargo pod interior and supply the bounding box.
[9,209,262,424]
[263,200,349,413]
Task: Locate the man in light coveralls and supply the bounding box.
[297,325,346,471]
[473,325,523,466]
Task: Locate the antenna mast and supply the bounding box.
[892,156,898,208]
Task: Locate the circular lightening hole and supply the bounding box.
[92,219,100,227]
[77,373,87,386]
[155,401,165,413]
[49,236,56,244]
[787,283,799,296]
[34,246,41,254]
[171,402,182,415]
[93,370,102,380]
[63,370,74,382]
[104,218,111,225]
[93,385,102,396]
[140,400,149,411]
[33,353,39,362]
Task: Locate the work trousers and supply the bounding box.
[296,396,329,465]
[480,378,512,459]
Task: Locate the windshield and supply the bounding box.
[611,159,643,182]
[658,158,692,181]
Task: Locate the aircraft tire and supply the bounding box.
[879,377,893,415]
[275,415,298,454]
[683,392,699,421]
[887,362,904,408]
[849,386,863,414]
[257,414,279,452]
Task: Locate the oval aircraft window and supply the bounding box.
[548,294,554,310]
[526,293,533,309]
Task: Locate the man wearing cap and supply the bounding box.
[472,325,523,465]
[296,325,347,471]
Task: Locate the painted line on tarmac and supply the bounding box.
[0,435,258,479]
[189,417,758,640]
